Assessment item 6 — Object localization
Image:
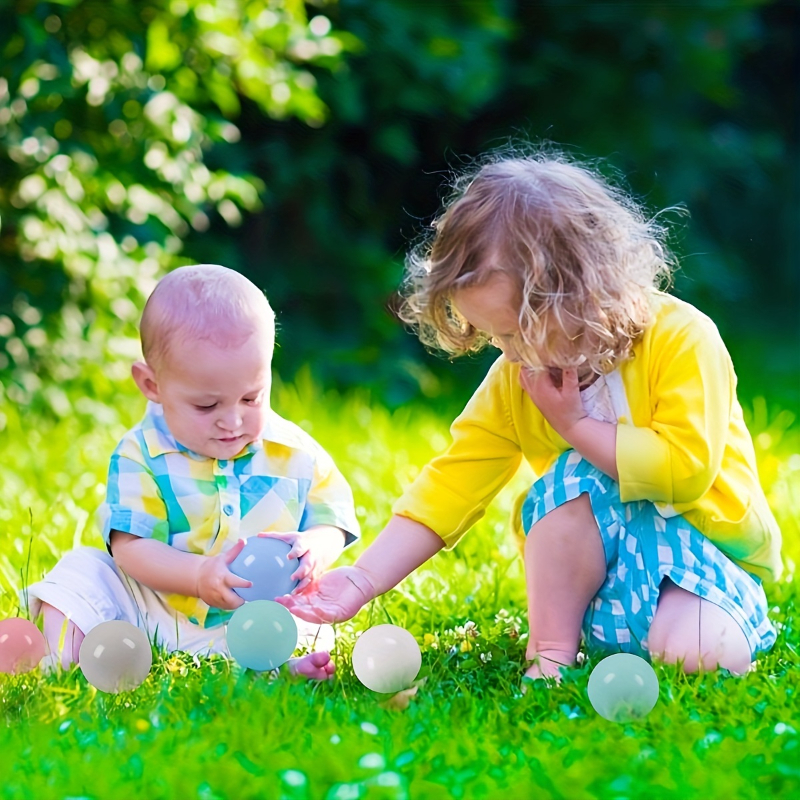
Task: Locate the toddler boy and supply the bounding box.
[26,265,359,680]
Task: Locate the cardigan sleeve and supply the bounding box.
[392,358,523,549]
[616,314,734,505]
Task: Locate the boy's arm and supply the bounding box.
[110,531,250,609]
[110,531,202,595]
[306,525,347,548]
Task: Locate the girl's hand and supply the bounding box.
[274,566,377,624]
[196,538,252,610]
[258,526,346,594]
[520,367,587,440]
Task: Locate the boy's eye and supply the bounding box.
[196,404,217,410]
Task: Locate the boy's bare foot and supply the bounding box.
[287,651,336,681]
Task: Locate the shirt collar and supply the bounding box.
[141,402,295,460]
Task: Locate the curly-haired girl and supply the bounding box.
[280,152,782,685]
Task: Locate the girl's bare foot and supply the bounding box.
[286,651,336,681]
[521,652,572,692]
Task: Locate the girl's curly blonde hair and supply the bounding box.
[399,150,678,374]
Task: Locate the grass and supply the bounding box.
[1,368,798,799]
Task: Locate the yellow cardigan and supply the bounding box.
[393,291,783,584]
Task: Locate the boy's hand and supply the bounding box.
[195,538,252,610]
[258,526,346,593]
[274,566,376,624]
[520,367,587,441]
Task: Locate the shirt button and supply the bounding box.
[218,460,228,468]
[223,504,234,516]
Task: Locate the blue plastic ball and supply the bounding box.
[226,600,298,671]
[230,536,299,601]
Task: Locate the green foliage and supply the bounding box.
[197,0,798,405]
[1,380,798,797]
[0,0,348,414]
[0,0,796,412]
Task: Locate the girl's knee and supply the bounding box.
[647,587,752,675]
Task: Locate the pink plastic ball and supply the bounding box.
[0,617,47,674]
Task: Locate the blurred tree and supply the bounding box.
[215,0,797,407]
[1,0,796,415]
[0,0,349,415]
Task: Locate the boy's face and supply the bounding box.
[133,329,273,460]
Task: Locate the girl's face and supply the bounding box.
[452,272,531,365]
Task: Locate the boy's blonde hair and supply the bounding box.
[140,264,274,373]
[400,151,678,373]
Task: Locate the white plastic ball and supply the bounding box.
[78,621,152,693]
[352,624,421,694]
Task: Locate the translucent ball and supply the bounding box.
[226,600,298,671]
[78,621,152,693]
[352,624,421,694]
[230,537,299,601]
[587,653,660,722]
[0,617,47,674]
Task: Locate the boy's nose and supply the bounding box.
[218,410,243,431]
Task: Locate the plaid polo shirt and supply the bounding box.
[98,402,360,627]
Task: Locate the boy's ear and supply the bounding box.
[131,361,161,403]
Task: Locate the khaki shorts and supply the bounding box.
[22,546,333,657]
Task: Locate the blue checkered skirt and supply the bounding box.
[521,450,776,660]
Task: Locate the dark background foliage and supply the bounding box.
[1,0,797,415]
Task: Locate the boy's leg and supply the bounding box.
[524,492,607,682]
[294,620,335,653]
[287,620,336,680]
[42,602,85,670]
[26,547,142,672]
[647,578,753,675]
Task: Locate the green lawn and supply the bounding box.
[1,371,798,799]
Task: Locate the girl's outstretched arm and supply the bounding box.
[276,515,444,623]
[356,515,445,595]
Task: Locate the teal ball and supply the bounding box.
[226,600,298,671]
[587,653,659,722]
